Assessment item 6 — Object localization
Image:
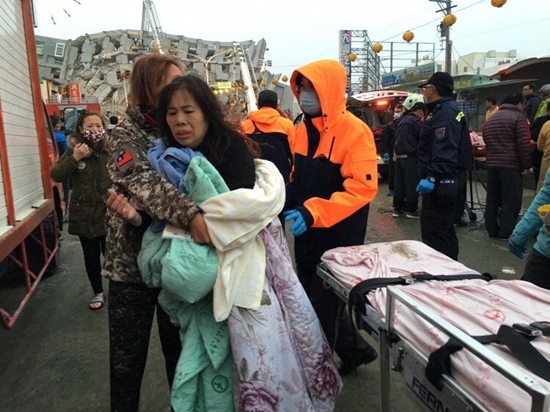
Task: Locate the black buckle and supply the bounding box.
[530,321,550,337]
[399,276,414,284]
[513,323,543,337]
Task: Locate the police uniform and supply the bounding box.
[418,97,469,260]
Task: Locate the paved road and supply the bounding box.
[0,181,535,412]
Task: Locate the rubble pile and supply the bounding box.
[59,30,267,116]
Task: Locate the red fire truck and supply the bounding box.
[45,94,101,136]
[0,0,64,329]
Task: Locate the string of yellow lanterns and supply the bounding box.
[367,0,504,52]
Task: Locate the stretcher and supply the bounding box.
[317,240,550,412]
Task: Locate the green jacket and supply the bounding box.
[50,135,112,238]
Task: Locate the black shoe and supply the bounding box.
[337,346,378,376]
[454,219,468,227]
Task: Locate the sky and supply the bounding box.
[34,0,550,79]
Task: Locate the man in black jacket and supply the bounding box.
[392,94,426,218]
[417,72,471,260]
[523,83,541,123]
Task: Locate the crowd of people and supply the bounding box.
[381,75,550,265]
[49,53,550,411]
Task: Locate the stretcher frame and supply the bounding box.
[317,262,550,412]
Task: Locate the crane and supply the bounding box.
[233,42,258,112]
[140,0,165,53]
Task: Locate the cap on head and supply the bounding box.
[403,93,425,111]
[419,72,454,93]
[258,90,278,109]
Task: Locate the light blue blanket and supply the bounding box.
[138,141,233,411]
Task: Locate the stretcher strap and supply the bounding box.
[348,272,493,315]
[426,325,550,390]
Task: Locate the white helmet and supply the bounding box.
[403,93,425,111]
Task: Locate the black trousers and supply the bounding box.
[108,280,181,412]
[420,178,460,260]
[485,169,523,239]
[454,170,467,222]
[521,249,550,290]
[79,235,105,295]
[393,157,419,213]
[388,152,395,191]
[297,263,375,366]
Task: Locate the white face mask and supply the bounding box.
[299,91,322,116]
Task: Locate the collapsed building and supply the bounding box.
[37,30,294,118]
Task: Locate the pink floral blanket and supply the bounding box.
[228,219,342,411]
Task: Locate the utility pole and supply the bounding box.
[430,0,456,74]
[444,1,452,73]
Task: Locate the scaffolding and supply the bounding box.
[339,30,381,94]
[375,41,436,89]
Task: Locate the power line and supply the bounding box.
[452,44,477,73]
[453,17,550,40]
[375,0,485,44]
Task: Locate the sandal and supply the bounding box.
[89,294,105,310]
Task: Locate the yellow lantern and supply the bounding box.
[282,75,288,82]
[230,87,235,92]
[403,30,414,43]
[442,13,457,26]
[491,0,506,7]
[213,90,218,95]
[348,53,357,62]
[271,78,278,85]
[261,81,268,87]
[373,43,383,53]
[244,85,249,90]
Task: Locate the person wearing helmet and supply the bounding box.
[417,72,472,260]
[392,93,427,218]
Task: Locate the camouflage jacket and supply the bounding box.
[102,107,200,283]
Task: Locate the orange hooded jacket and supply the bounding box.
[288,59,378,230]
[241,106,296,150]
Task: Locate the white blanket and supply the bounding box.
[201,159,285,321]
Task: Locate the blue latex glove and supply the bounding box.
[284,209,307,236]
[508,239,526,259]
[416,179,435,194]
[383,152,390,160]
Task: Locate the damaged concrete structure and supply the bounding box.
[37,30,294,117]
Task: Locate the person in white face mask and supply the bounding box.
[284,59,379,376]
[50,111,112,310]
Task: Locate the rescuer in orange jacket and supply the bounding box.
[285,59,379,374]
[241,90,296,184]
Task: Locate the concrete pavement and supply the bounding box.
[0,180,535,411]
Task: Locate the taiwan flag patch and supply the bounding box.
[116,149,133,167]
